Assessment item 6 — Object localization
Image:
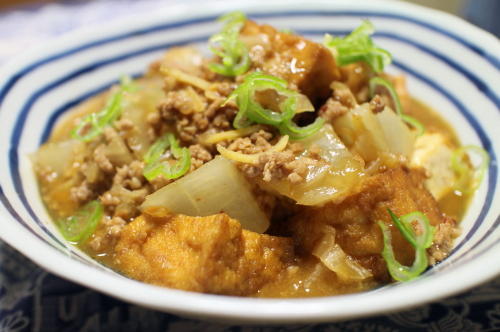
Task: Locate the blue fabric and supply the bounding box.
[1,239,500,331]
[464,0,500,38]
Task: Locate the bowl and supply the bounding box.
[0,0,498,324]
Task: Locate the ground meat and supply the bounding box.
[319,98,349,123]
[227,130,273,155]
[146,111,161,125]
[227,130,320,185]
[260,151,296,182]
[319,82,362,123]
[99,161,152,220]
[369,94,386,113]
[189,144,213,170]
[113,161,146,191]
[88,216,127,252]
[70,180,93,203]
[241,149,320,185]
[159,94,237,145]
[94,144,114,173]
[428,216,460,265]
[114,118,135,131]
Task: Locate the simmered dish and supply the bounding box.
[33,13,489,297]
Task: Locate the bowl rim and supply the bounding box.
[0,0,499,324]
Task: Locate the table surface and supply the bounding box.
[0,1,499,331]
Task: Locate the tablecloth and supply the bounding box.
[0,1,499,331]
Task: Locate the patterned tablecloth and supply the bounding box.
[0,1,499,331]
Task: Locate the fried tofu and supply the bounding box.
[411,132,456,200]
[240,20,340,104]
[291,166,455,281]
[113,208,293,295]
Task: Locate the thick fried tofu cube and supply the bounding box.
[291,167,455,281]
[113,209,293,295]
[241,20,340,104]
[411,133,456,200]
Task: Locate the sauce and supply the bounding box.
[36,88,469,298]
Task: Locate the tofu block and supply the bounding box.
[411,133,456,200]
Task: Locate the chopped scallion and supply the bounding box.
[208,11,251,76]
[369,76,425,135]
[227,72,323,139]
[72,76,135,141]
[378,209,435,282]
[279,117,325,140]
[58,200,103,243]
[451,145,490,194]
[324,20,392,73]
[143,133,191,181]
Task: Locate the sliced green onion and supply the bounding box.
[279,117,325,140]
[143,133,191,181]
[378,209,435,282]
[451,145,490,194]
[369,76,425,136]
[208,11,251,77]
[58,200,103,243]
[324,20,392,73]
[280,28,295,34]
[72,76,135,141]
[227,72,323,139]
[144,133,170,165]
[401,114,425,136]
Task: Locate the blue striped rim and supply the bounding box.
[301,30,500,109]
[0,185,47,243]
[0,10,498,107]
[8,146,66,248]
[40,71,143,144]
[0,12,498,268]
[390,60,497,257]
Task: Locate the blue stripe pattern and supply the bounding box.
[0,10,498,272]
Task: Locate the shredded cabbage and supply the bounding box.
[258,125,365,205]
[313,227,372,281]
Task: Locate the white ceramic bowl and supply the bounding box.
[0,0,498,324]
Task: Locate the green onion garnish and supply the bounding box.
[378,209,435,282]
[369,76,425,136]
[227,72,323,139]
[72,76,136,141]
[208,11,251,77]
[279,28,295,35]
[451,145,490,194]
[143,133,191,181]
[278,117,325,140]
[58,200,103,243]
[324,20,392,73]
